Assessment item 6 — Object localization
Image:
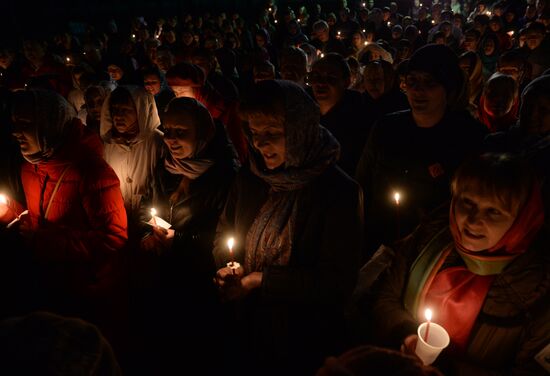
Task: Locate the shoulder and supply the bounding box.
[315,165,362,201]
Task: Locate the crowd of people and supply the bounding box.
[0,0,549,374]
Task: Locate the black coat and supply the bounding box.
[355,109,488,258]
[212,164,364,375]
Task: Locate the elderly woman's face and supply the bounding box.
[11,98,40,156]
[163,120,198,159]
[248,113,285,170]
[454,190,518,252]
[110,97,138,134]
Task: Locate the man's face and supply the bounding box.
[405,71,447,116]
[310,62,348,106]
[525,31,544,50]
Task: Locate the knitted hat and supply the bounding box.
[407,44,463,96]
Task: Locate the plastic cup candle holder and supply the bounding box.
[415,309,450,365]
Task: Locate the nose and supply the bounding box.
[466,207,483,226]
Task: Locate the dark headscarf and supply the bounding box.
[162,97,216,179]
[243,80,340,272]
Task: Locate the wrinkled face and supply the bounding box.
[163,120,198,159]
[85,89,106,123]
[454,190,518,252]
[143,73,161,95]
[248,113,286,170]
[310,63,347,104]
[110,97,138,134]
[405,71,447,115]
[363,65,385,99]
[107,64,123,81]
[11,98,40,157]
[483,88,515,117]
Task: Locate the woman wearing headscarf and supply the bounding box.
[366,153,549,375]
[131,97,240,375]
[213,80,364,375]
[2,89,127,319]
[100,85,164,228]
[478,72,519,132]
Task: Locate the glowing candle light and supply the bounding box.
[320,53,325,58]
[268,7,272,12]
[387,21,391,27]
[0,194,7,205]
[274,19,278,24]
[507,30,514,36]
[66,57,71,62]
[150,208,157,226]
[394,192,401,205]
[431,19,435,24]
[364,41,369,46]
[297,18,301,23]
[132,34,136,38]
[362,2,366,7]
[362,29,366,33]
[226,237,240,274]
[424,308,432,342]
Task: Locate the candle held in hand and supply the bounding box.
[424,308,432,342]
[227,237,239,274]
[150,208,157,226]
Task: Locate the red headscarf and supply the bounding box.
[423,182,544,352]
[478,95,519,133]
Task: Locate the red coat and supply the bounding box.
[19,120,128,297]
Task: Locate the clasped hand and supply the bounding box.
[214,266,262,302]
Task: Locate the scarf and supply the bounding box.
[422,183,544,352]
[164,156,214,180]
[244,80,340,273]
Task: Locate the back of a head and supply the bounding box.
[484,72,518,98]
[312,52,352,83]
[0,311,122,376]
[165,62,204,85]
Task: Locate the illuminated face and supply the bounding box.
[143,73,161,95]
[483,38,496,56]
[163,121,198,159]
[110,98,138,134]
[248,114,286,170]
[454,190,518,252]
[405,71,447,115]
[11,99,40,157]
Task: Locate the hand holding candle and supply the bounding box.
[150,208,158,226]
[415,308,450,365]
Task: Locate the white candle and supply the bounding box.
[394,192,401,205]
[227,237,240,274]
[150,208,157,226]
[424,308,432,342]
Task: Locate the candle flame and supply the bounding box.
[150,208,157,217]
[66,57,70,62]
[394,192,401,205]
[362,29,366,33]
[297,18,301,23]
[425,308,432,321]
[132,34,136,38]
[227,237,235,250]
[364,41,369,46]
[274,20,278,24]
[320,53,325,58]
[0,194,7,205]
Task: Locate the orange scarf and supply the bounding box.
[424,183,544,352]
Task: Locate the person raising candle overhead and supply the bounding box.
[213,79,363,376]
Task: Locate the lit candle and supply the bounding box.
[431,19,435,24]
[150,208,157,226]
[387,21,391,27]
[226,237,240,274]
[362,2,366,7]
[274,19,278,24]
[268,7,272,12]
[486,11,492,16]
[364,41,369,46]
[507,30,514,36]
[320,53,325,58]
[132,34,136,38]
[424,308,432,342]
[0,194,7,205]
[337,31,341,38]
[66,57,70,62]
[297,18,301,23]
